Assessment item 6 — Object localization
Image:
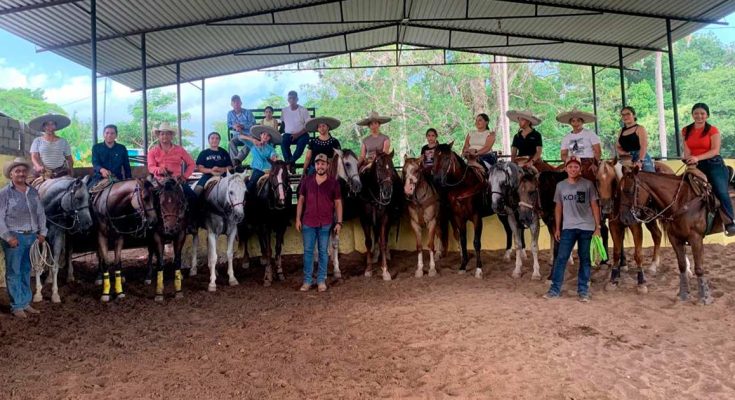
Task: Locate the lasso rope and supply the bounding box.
[30,239,56,275]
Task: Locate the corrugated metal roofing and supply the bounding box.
[0,0,733,90]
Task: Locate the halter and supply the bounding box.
[104,180,155,236]
[437,152,470,187]
[45,180,90,233]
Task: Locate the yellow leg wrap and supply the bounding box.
[156,270,164,295]
[174,270,182,292]
[102,273,111,295]
[114,271,123,294]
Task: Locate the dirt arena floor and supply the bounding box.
[1,244,734,400]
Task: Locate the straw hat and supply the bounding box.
[305,117,341,132]
[356,111,391,126]
[555,108,597,125]
[152,122,177,136]
[28,113,70,132]
[251,125,283,145]
[3,157,32,179]
[506,109,542,126]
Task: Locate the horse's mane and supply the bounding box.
[342,148,357,159]
[435,144,466,169]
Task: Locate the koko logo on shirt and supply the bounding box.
[562,191,587,203]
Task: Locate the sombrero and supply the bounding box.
[3,157,32,179]
[305,117,341,132]
[555,108,597,125]
[356,111,391,126]
[152,122,177,136]
[506,109,542,126]
[251,125,283,145]
[28,113,70,132]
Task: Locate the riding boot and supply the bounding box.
[193,185,204,196]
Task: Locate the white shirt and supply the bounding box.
[561,128,600,159]
[30,136,71,169]
[467,130,492,151]
[280,105,310,134]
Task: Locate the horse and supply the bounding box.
[328,149,362,279]
[359,151,403,280]
[239,160,292,286]
[92,178,157,302]
[618,166,724,304]
[402,156,441,278]
[34,176,93,303]
[432,143,488,277]
[189,173,246,291]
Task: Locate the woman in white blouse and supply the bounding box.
[462,113,497,166]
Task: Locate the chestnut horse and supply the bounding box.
[402,156,442,277]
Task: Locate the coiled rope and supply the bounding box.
[30,239,56,276]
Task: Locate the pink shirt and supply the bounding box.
[147,144,195,180]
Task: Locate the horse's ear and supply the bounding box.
[403,154,408,162]
[448,140,454,148]
[81,175,89,185]
[388,150,394,158]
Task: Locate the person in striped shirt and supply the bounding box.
[29,114,74,178]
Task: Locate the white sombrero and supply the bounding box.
[251,125,283,145]
[555,108,597,125]
[506,109,543,126]
[152,122,177,136]
[356,111,391,126]
[28,113,70,132]
[3,157,32,179]
[305,117,341,132]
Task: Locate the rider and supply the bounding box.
[462,113,497,168]
[241,125,282,195]
[146,122,197,206]
[29,113,74,178]
[90,124,132,188]
[302,117,341,176]
[194,132,233,195]
[616,106,655,172]
[227,95,256,167]
[358,111,392,165]
[557,108,601,178]
[682,103,735,236]
[507,110,543,168]
[421,128,439,176]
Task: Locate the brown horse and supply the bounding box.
[92,178,157,302]
[618,166,725,304]
[402,156,442,277]
[432,143,488,277]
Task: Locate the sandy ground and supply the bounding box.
[1,244,734,400]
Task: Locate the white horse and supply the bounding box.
[328,149,362,278]
[189,173,247,291]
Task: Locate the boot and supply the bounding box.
[725,223,735,236]
[193,185,204,196]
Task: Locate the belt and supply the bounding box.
[13,230,36,235]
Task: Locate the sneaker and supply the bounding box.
[299,283,311,292]
[24,306,41,314]
[317,282,327,292]
[542,292,560,300]
[725,223,735,237]
[579,294,591,303]
[12,310,27,319]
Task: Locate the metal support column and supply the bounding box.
[91,0,98,144]
[591,66,598,135]
[201,79,206,150]
[618,46,626,107]
[666,18,681,156]
[176,62,182,145]
[141,33,148,154]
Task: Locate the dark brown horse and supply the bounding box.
[91,178,157,302]
[432,143,488,277]
[618,166,725,304]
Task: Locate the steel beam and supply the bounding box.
[666,19,681,156]
[176,62,182,145]
[141,33,148,155]
[0,0,82,16]
[201,80,206,150]
[591,66,598,135]
[91,0,97,144]
[618,46,626,107]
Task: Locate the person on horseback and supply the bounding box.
[616,106,655,172]
[194,132,232,195]
[242,125,282,194]
[421,128,439,176]
[302,117,341,176]
[146,122,197,204]
[682,103,735,236]
[227,95,256,167]
[29,113,73,179]
[507,110,543,168]
[358,111,392,165]
[462,113,497,168]
[557,108,601,178]
[89,124,132,188]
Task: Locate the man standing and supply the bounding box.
[280,90,311,171]
[90,124,132,187]
[544,157,600,302]
[226,95,256,166]
[0,158,47,318]
[147,122,197,205]
[295,153,343,292]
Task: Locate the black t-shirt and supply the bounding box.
[308,136,341,158]
[421,144,437,167]
[511,129,543,157]
[196,147,231,169]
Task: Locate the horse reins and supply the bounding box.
[104,180,154,236]
[629,173,687,224]
[45,180,89,233]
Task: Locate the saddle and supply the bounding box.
[89,177,116,195]
[683,166,719,233]
[29,167,69,188]
[465,158,489,181]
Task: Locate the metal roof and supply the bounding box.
[1,0,733,90]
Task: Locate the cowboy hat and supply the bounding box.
[152,122,177,136]
[555,108,597,125]
[356,111,391,126]
[251,125,283,145]
[506,109,542,126]
[28,113,70,132]
[3,157,32,179]
[305,117,341,132]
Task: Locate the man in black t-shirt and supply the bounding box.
[507,110,544,167]
[195,132,232,194]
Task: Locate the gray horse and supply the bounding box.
[189,173,247,291]
[35,176,93,303]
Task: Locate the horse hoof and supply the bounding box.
[116,293,125,300]
[382,272,392,281]
[503,250,511,261]
[458,269,466,275]
[155,295,164,303]
[95,279,102,286]
[208,284,217,292]
[621,265,629,272]
[699,296,714,305]
[531,273,542,281]
[415,270,424,278]
[637,285,649,295]
[364,270,372,277]
[144,279,152,285]
[229,279,239,287]
[521,250,528,260]
[51,293,61,303]
[428,269,438,277]
[512,272,521,279]
[101,295,110,303]
[474,269,483,279]
[277,273,285,281]
[678,292,688,302]
[175,292,184,299]
[67,277,76,283]
[242,262,250,270]
[605,282,619,292]
[263,280,272,287]
[33,294,43,303]
[189,269,197,277]
[334,271,342,279]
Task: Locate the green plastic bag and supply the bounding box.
[590,235,607,266]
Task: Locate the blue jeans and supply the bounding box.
[228,136,250,164]
[247,169,265,195]
[698,156,734,222]
[281,133,309,165]
[629,150,655,172]
[548,229,593,297]
[479,152,498,166]
[302,224,331,285]
[3,232,35,312]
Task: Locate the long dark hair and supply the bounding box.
[684,103,711,140]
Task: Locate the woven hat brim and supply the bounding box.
[28,114,71,132]
[356,116,391,126]
[305,117,341,132]
[251,125,283,145]
[555,111,597,124]
[506,110,542,126]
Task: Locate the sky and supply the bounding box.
[1,13,734,149]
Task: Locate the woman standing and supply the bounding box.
[462,113,497,166]
[302,117,342,176]
[358,111,392,164]
[616,106,655,172]
[682,103,735,236]
[29,114,74,178]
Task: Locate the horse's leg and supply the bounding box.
[361,217,373,277]
[410,210,424,278]
[274,224,286,282]
[144,241,155,285]
[605,219,624,291]
[380,215,391,281]
[499,214,513,261]
[153,234,165,302]
[95,232,112,302]
[630,224,648,294]
[262,228,273,287]
[226,227,239,286]
[207,230,218,292]
[190,231,199,277]
[372,223,381,264]
[50,234,64,303]
[113,237,125,300]
[530,217,542,280]
[546,223,556,281]
[508,214,524,279]
[240,227,250,269]
[458,217,469,274]
[473,214,483,279]
[173,231,185,299]
[427,215,438,277]
[690,234,713,305]
[669,236,690,302]
[645,221,662,275]
[65,238,75,283]
[33,265,44,303]
[331,230,342,279]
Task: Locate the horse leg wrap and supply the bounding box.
[174,270,183,293]
[114,271,123,295]
[610,268,620,284]
[678,272,689,301]
[102,272,111,295]
[697,277,713,304]
[156,271,164,296]
[637,269,646,285]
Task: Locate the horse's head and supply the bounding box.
[67,176,93,232]
[517,166,539,227]
[157,178,187,235]
[267,159,290,210]
[488,160,519,214]
[432,142,458,188]
[371,151,395,204]
[224,173,246,220]
[618,164,646,226]
[402,156,423,197]
[137,177,158,229]
[596,160,617,215]
[335,148,362,194]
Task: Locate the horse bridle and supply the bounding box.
[46,180,90,233]
[105,180,155,236]
[267,169,290,210]
[437,152,470,188]
[490,167,517,215]
[339,155,361,196]
[624,172,685,224]
[158,183,187,224]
